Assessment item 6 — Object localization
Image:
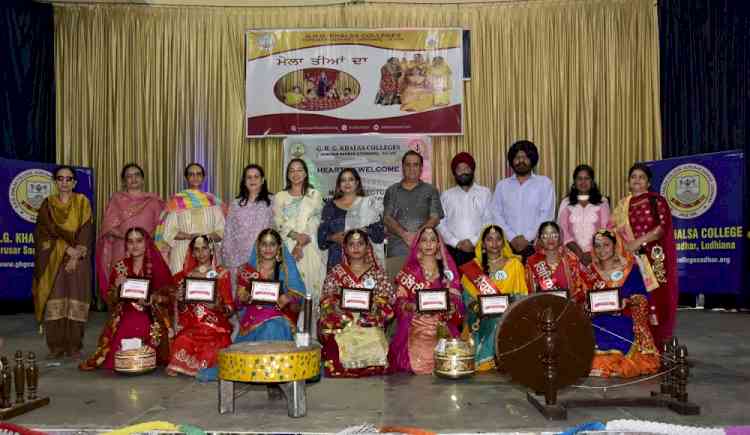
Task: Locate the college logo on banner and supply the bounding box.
[8,168,55,223]
[660,163,717,219]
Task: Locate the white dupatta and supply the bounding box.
[345,196,385,268]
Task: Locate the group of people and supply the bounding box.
[30,138,677,381]
[375,54,453,112]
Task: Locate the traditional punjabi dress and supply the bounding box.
[428,61,452,106]
[234,244,307,343]
[585,254,661,378]
[79,233,174,370]
[32,193,94,355]
[96,191,164,299]
[611,192,679,346]
[459,229,527,371]
[273,189,325,335]
[167,251,234,377]
[525,244,595,301]
[388,228,465,375]
[374,61,401,105]
[154,189,226,274]
[319,240,394,377]
[400,66,434,112]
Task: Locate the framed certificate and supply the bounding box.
[479,295,509,316]
[589,288,621,314]
[250,280,281,304]
[549,288,569,299]
[341,288,372,312]
[416,288,449,313]
[185,278,217,303]
[120,277,150,300]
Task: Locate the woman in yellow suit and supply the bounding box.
[459,225,526,371]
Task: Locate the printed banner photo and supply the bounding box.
[282,135,432,201]
[246,28,464,137]
[0,158,95,300]
[646,150,745,296]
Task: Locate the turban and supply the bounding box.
[451,152,476,173]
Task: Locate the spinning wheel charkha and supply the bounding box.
[217,341,321,418]
[496,293,594,391]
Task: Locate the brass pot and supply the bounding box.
[115,346,157,375]
[434,339,476,379]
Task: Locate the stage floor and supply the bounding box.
[1,310,749,433]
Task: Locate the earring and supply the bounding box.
[276,251,282,262]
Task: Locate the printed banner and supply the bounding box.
[246,28,464,137]
[0,158,95,300]
[282,135,432,201]
[646,151,744,295]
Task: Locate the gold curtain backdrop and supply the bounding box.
[54,0,661,227]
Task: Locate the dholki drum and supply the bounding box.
[217,341,321,418]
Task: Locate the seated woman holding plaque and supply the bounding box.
[459,225,527,371]
[524,221,595,301]
[319,229,395,377]
[235,229,306,343]
[79,227,175,371]
[166,235,234,379]
[583,229,660,378]
[388,227,465,375]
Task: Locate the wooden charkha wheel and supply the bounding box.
[495,293,594,418]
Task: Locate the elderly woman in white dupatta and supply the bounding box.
[318,168,385,272]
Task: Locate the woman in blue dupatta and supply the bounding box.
[585,229,660,378]
[195,229,306,381]
[235,228,307,342]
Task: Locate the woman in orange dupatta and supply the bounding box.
[583,229,660,378]
[167,235,234,378]
[79,227,174,370]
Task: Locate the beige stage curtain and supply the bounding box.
[54,0,661,227]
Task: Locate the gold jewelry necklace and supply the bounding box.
[198,265,208,274]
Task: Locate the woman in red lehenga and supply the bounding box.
[611,163,679,347]
[79,227,174,371]
[525,221,597,301]
[167,235,234,378]
[319,229,395,377]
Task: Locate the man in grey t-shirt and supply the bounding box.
[383,150,444,280]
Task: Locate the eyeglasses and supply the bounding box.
[56,176,74,182]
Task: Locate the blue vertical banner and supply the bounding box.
[646,151,745,296]
[0,158,95,300]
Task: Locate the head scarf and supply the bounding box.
[474,225,516,263]
[121,227,174,294]
[248,232,307,297]
[341,229,381,271]
[450,152,476,174]
[176,234,219,281]
[403,227,461,290]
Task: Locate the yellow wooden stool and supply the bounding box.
[217,341,321,418]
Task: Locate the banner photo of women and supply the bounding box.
[246,29,464,137]
[282,135,432,200]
